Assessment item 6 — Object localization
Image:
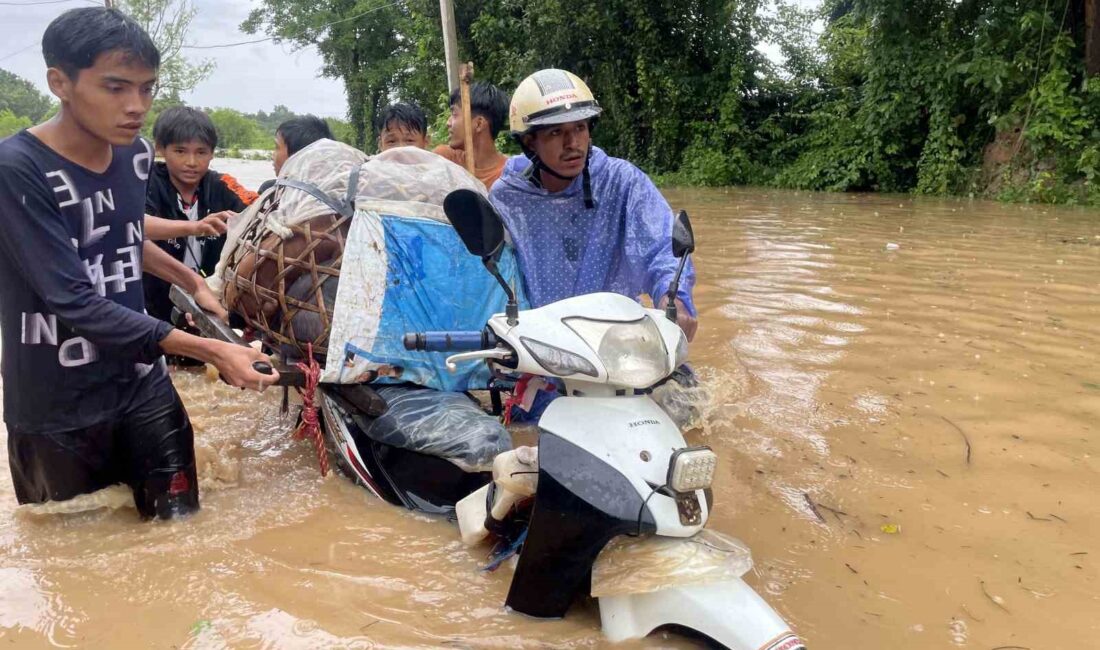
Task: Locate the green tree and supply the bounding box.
[117,0,214,100]
[0,69,54,122]
[208,108,266,149]
[324,117,356,145]
[0,109,33,138]
[251,105,298,134]
[242,0,443,150]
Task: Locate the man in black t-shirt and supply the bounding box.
[0,8,278,519]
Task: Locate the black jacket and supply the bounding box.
[143,161,252,321]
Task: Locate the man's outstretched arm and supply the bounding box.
[0,163,275,390]
[142,241,228,321]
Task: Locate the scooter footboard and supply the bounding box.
[599,579,804,650]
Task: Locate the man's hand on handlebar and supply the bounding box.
[211,342,280,391]
[658,296,698,342]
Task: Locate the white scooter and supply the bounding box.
[399,190,806,650]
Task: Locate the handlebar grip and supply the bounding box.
[403,331,492,352]
[252,361,274,375]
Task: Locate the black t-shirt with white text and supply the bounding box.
[0,130,173,433]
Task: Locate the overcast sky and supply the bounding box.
[0,0,820,120]
[0,0,347,117]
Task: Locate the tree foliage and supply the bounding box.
[242,0,444,150]
[207,107,269,149]
[240,0,1100,204]
[777,0,1100,204]
[0,69,54,123]
[0,109,33,138]
[118,0,215,101]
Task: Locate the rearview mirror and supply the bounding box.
[442,189,519,325]
[672,210,695,259]
[443,189,505,260]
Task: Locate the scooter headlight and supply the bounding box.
[565,316,670,388]
[520,336,598,377]
[667,446,717,493]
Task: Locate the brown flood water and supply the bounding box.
[2,187,1099,649]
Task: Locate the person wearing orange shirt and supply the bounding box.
[432,82,510,190]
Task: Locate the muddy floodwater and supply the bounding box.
[2,162,1099,649]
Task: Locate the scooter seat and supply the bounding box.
[356,384,512,473]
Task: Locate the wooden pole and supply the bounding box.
[439,0,460,94]
[460,62,475,175]
[1087,0,1100,77]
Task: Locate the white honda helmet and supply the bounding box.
[509,69,602,136]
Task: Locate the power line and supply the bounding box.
[0,41,39,63]
[0,0,99,62]
[182,0,404,50]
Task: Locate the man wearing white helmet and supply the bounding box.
[489,69,698,342]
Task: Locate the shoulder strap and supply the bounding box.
[274,165,359,218]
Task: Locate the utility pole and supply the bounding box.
[1087,0,1100,77]
[439,0,460,94]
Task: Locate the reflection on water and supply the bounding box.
[2,184,1100,648]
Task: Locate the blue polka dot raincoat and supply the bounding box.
[488,147,696,315]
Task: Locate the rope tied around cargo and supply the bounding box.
[293,343,329,476]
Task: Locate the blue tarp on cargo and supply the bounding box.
[327,211,526,392]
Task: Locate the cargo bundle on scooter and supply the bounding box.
[210,139,524,392]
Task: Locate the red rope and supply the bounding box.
[293,343,328,476]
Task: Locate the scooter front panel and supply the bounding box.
[506,431,656,618]
[538,395,709,537]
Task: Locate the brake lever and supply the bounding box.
[445,349,514,373]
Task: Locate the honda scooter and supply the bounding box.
[169,189,805,649]
[395,189,806,650]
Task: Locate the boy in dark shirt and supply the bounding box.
[258,115,333,194]
[143,106,258,322]
[0,8,277,520]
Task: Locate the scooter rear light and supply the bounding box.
[668,446,717,493]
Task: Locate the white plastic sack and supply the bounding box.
[214,141,483,297]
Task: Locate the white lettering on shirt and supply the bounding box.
[107,244,141,294]
[133,139,152,181]
[93,188,114,214]
[126,220,143,245]
[20,312,58,346]
[80,196,110,248]
[58,336,97,367]
[45,169,80,208]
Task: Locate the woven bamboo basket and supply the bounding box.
[223,193,351,359]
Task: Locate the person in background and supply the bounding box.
[0,7,276,521]
[489,69,698,423]
[376,102,429,151]
[143,106,257,323]
[258,115,333,193]
[432,82,510,190]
